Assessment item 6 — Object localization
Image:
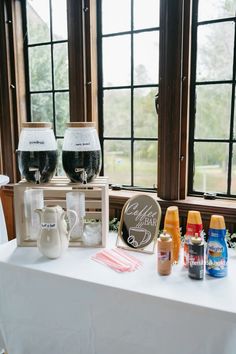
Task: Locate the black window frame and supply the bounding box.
[188,0,236,198]
[97,0,159,192]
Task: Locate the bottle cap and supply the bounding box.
[209,215,225,230]
[160,230,171,241]
[187,210,202,225]
[164,206,179,223]
[191,233,202,244]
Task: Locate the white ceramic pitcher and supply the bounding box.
[35,205,77,259]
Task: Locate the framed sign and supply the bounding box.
[116,195,161,254]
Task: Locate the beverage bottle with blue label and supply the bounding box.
[206,215,228,278]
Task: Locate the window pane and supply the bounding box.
[104,140,131,185]
[29,45,52,91]
[56,139,64,176]
[103,35,131,87]
[102,0,131,34]
[195,84,231,139]
[193,142,228,194]
[55,92,69,137]
[197,22,234,81]
[231,144,236,194]
[27,0,50,44]
[134,31,159,85]
[31,93,53,123]
[233,93,236,139]
[134,141,157,188]
[198,0,235,22]
[53,43,69,90]
[134,0,160,29]
[51,0,68,40]
[104,89,131,137]
[134,88,158,138]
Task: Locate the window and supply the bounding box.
[189,0,236,197]
[23,0,69,172]
[98,0,159,190]
[1,0,236,205]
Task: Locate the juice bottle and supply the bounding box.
[184,210,203,267]
[206,215,228,278]
[164,206,181,264]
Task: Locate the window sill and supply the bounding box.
[109,189,236,224]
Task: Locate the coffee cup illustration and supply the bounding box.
[127,227,151,248]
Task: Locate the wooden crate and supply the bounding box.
[14,176,109,247]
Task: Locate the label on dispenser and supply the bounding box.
[18,129,57,151]
[63,129,101,151]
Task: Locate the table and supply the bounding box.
[0,234,236,354]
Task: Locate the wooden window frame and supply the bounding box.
[1,0,236,240]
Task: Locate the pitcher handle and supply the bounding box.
[65,209,78,241]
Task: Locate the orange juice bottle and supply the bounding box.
[164,206,181,264]
[184,210,203,267]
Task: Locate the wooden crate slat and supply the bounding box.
[43,189,102,199]
[85,211,102,220]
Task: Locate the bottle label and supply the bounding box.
[186,223,203,236]
[208,228,226,238]
[158,251,171,262]
[188,243,204,279]
[184,223,203,267]
[206,235,228,277]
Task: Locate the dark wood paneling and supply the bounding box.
[158,0,184,200]
[0,1,20,182]
[67,0,86,121]
[1,187,15,240]
[180,0,192,199]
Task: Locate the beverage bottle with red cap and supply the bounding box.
[184,210,203,268]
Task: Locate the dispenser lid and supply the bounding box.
[164,206,179,224]
[210,215,225,230]
[187,210,202,225]
[21,122,52,129]
[66,122,95,128]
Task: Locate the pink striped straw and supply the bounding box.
[112,248,143,266]
[91,248,142,272]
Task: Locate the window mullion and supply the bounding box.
[67,0,87,122]
[158,0,185,200]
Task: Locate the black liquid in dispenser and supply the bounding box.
[62,122,101,183]
[17,122,58,183]
[62,150,101,183]
[18,150,58,183]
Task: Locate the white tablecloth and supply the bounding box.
[0,234,236,354]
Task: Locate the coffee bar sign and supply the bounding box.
[117,195,161,254]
